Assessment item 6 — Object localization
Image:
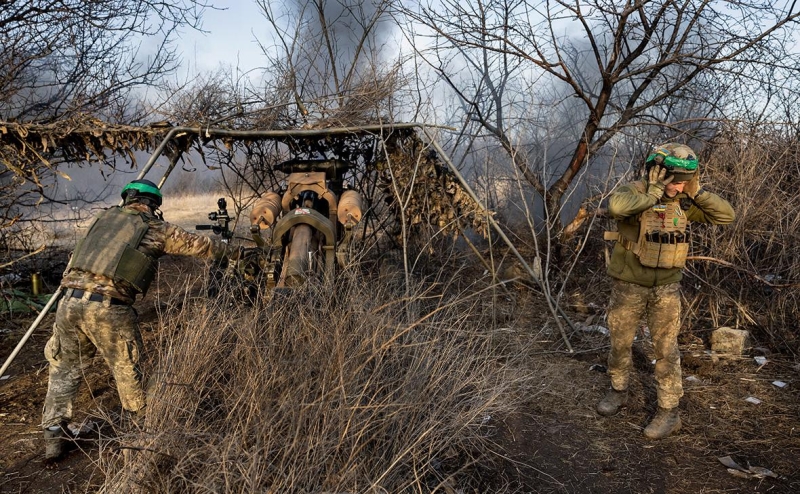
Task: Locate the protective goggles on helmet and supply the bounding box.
[645,151,698,172]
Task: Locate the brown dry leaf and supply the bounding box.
[5,161,24,176]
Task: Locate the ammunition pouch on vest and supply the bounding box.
[68,207,157,294]
[605,201,689,269]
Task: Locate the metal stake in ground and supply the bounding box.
[0,288,63,379]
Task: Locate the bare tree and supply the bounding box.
[0,0,211,263]
[0,0,212,123]
[404,0,800,238]
[255,0,402,127]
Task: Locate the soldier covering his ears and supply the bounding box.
[599,143,734,439]
[41,179,239,460]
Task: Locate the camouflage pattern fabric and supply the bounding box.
[60,202,231,302]
[603,169,733,413]
[44,202,232,428]
[42,296,144,427]
[606,180,735,287]
[606,279,683,409]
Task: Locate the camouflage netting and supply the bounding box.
[256,127,490,239]
[378,130,489,238]
[0,117,488,245]
[0,116,182,235]
[0,116,178,173]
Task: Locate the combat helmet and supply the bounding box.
[121,179,163,207]
[645,143,698,182]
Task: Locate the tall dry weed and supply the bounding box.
[101,264,535,492]
[685,124,800,354]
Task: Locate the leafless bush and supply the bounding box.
[556,124,800,357]
[683,125,800,355]
[100,265,536,492]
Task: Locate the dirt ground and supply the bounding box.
[1,257,799,493]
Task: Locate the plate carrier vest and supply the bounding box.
[604,184,690,269]
[67,207,157,294]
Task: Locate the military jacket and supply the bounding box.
[62,203,230,302]
[606,180,735,287]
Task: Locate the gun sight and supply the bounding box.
[196,197,235,240]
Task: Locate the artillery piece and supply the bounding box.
[194,158,364,299]
[130,121,490,300]
[249,158,363,288]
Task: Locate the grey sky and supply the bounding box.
[179,1,268,78]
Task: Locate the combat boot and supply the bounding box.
[43,422,70,461]
[644,407,682,439]
[596,388,628,416]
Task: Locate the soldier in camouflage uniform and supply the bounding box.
[598,143,734,439]
[42,179,237,460]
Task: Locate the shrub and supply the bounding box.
[102,266,535,492]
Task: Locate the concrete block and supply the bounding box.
[710,327,750,356]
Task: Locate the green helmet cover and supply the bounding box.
[646,143,699,172]
[645,153,698,172]
[122,180,163,205]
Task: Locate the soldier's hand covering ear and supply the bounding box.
[647,165,673,200]
[683,170,702,199]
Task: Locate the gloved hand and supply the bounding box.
[646,165,673,200]
[683,171,702,199]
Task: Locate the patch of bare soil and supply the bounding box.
[493,295,800,493]
[1,258,798,493]
[0,256,209,493]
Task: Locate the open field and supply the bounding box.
[16,192,240,249]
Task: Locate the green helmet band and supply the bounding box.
[646,153,698,172]
[122,181,162,199]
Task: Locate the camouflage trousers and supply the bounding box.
[42,295,145,428]
[606,279,684,409]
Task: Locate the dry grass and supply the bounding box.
[159,192,232,232]
[98,262,538,493]
[683,125,800,355]
[3,126,798,492]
